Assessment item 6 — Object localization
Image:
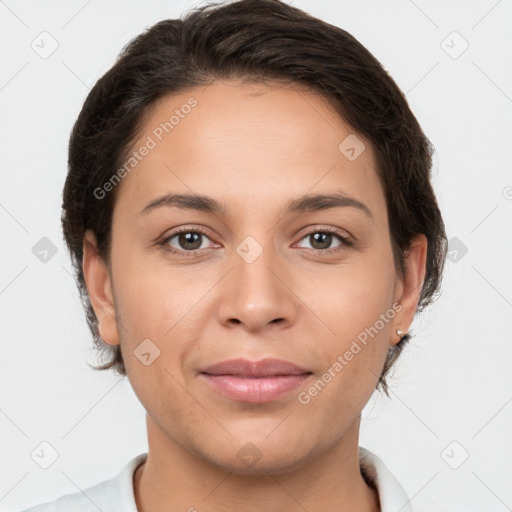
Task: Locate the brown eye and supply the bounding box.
[161,229,213,255]
[296,228,352,254]
[308,232,335,250]
[175,231,203,251]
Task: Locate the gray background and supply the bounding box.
[1,1,511,511]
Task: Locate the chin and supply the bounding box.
[198,436,316,476]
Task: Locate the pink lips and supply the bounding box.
[199,358,312,403]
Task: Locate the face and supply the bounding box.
[84,79,426,474]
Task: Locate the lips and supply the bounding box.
[199,358,312,403]
[200,358,311,378]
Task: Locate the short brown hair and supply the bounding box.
[62,0,447,395]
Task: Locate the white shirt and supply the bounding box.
[21,447,441,511]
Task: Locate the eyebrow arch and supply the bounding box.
[286,192,373,222]
[139,191,373,222]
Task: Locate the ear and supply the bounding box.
[392,234,428,346]
[82,229,120,346]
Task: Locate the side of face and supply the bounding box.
[82,80,427,474]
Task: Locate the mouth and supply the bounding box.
[199,358,313,403]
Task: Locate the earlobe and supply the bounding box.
[392,234,428,345]
[82,230,120,346]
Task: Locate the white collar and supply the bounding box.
[359,446,413,511]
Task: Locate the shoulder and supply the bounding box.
[20,453,147,512]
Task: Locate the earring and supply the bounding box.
[396,330,407,338]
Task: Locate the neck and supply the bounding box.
[134,415,380,512]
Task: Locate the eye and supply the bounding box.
[159,225,353,257]
[160,227,215,256]
[296,227,352,254]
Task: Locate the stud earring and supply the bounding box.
[396,330,407,338]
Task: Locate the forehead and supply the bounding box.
[113,80,385,221]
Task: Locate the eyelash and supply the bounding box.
[159,226,353,258]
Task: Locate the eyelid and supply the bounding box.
[295,224,353,242]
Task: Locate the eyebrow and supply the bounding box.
[139,191,374,222]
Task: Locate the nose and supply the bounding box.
[217,240,298,333]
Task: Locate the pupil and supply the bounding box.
[180,232,201,250]
[312,232,331,249]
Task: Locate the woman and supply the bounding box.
[23,0,447,510]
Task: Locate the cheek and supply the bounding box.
[312,257,396,341]
[111,248,188,335]
[297,282,394,427]
[304,256,396,390]
[111,256,213,379]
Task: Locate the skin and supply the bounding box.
[83,79,427,512]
